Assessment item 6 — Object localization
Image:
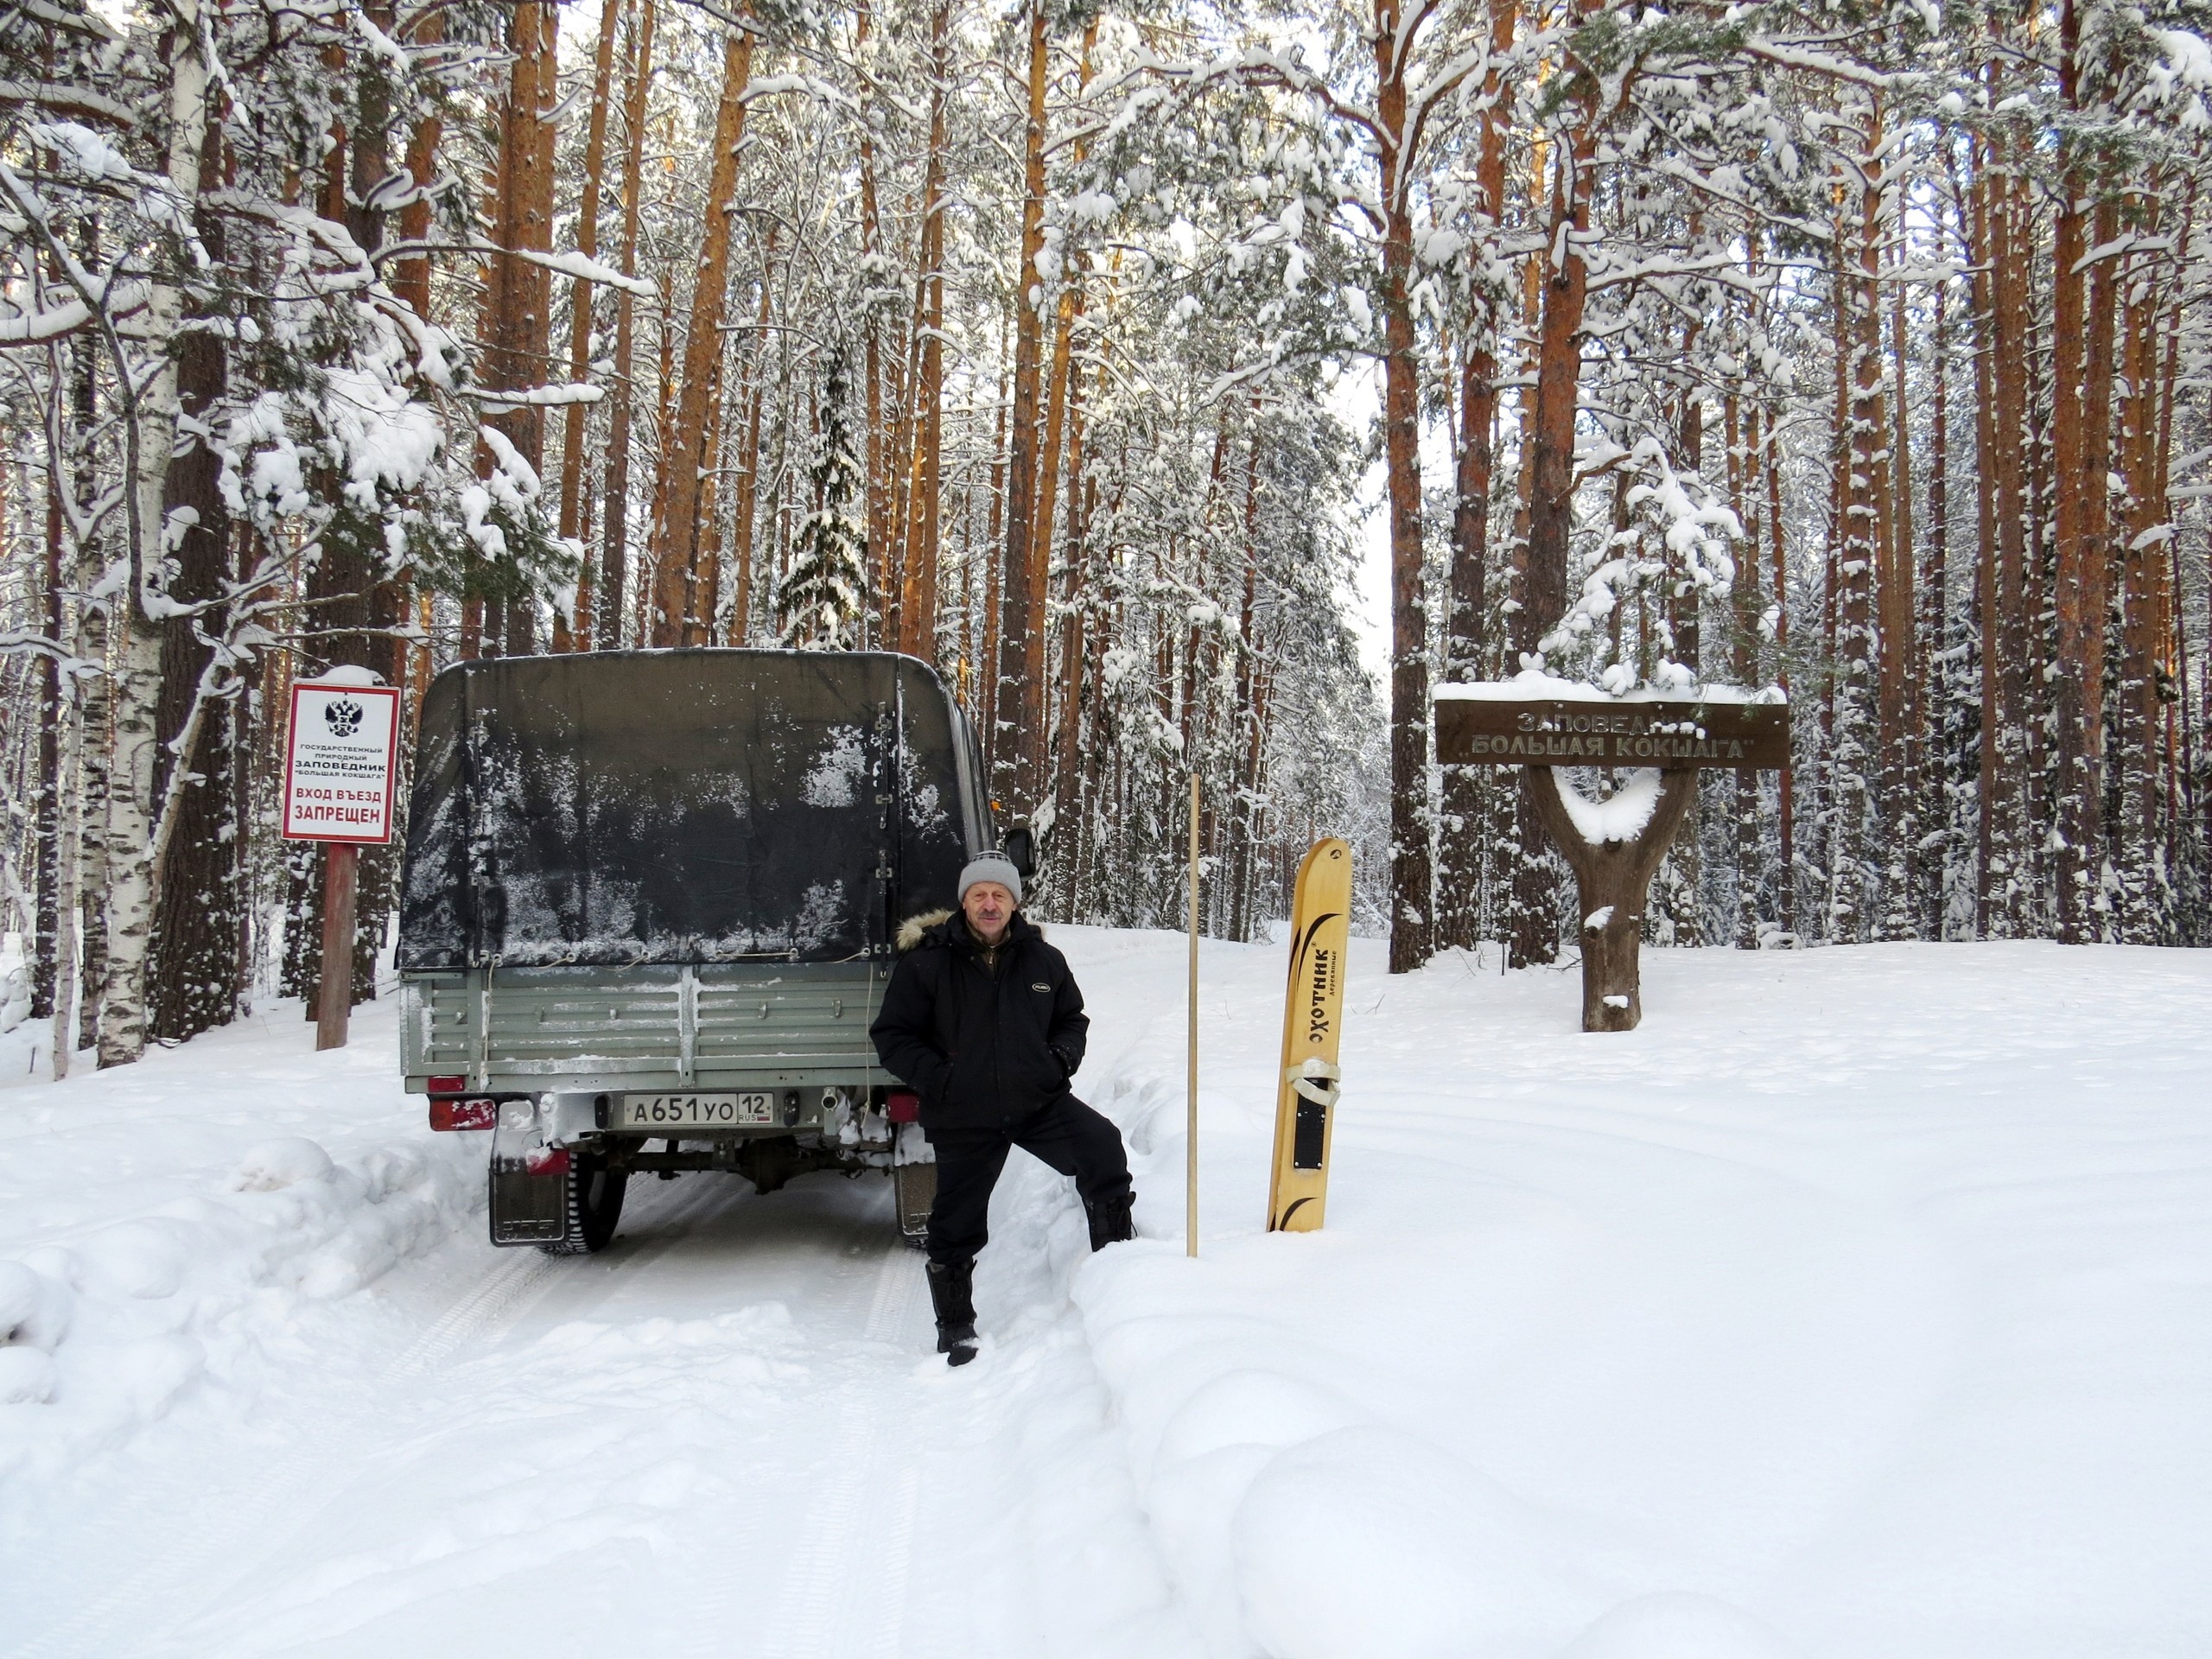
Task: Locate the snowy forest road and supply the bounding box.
[3,1128,1186,1659]
[4,929,2211,1658]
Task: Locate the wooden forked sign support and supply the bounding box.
[1435,689,1790,1032]
[1522,767,1697,1031]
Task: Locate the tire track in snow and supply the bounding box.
[661,1206,914,1656]
[740,1237,926,1659]
[9,1176,711,1659]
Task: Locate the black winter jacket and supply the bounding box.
[869,908,1089,1131]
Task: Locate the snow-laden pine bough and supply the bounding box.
[1434,671,1789,1032]
[396,649,1027,1253]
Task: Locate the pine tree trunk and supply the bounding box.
[1030,276,1078,686]
[147,281,238,1043]
[2044,93,2114,946]
[2113,204,2165,938]
[1657,360,1704,947]
[1435,0,1517,956]
[479,1,560,658]
[390,9,441,321]
[730,230,778,646]
[1878,192,1918,939]
[1768,407,1794,936]
[1510,114,1599,970]
[2050,0,2100,939]
[1923,272,1952,938]
[1827,121,1885,945]
[1376,0,1433,974]
[993,0,1051,815]
[652,22,752,645]
[1048,353,1096,881]
[601,0,656,652]
[555,0,625,652]
[1987,130,2035,935]
[899,0,954,662]
[1732,391,1761,949]
[856,0,887,639]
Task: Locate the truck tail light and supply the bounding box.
[429,1097,498,1132]
[524,1146,572,1177]
[427,1075,467,1096]
[886,1090,921,1124]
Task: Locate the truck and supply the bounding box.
[395,648,1024,1254]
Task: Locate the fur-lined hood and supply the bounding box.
[894,907,1044,952]
[895,908,953,951]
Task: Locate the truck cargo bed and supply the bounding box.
[401,960,889,1095]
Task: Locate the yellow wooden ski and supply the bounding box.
[1267,838,1351,1232]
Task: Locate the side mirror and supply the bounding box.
[1003,825,1036,883]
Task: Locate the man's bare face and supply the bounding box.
[963,881,1014,946]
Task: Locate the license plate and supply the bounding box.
[619,1092,775,1128]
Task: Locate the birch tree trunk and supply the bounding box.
[100,0,212,1068]
[32,409,63,1020]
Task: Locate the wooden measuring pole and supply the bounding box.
[315,842,359,1052]
[1186,770,1199,1258]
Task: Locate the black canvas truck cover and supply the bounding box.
[397,649,983,969]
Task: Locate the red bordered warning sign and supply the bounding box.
[283,678,400,844]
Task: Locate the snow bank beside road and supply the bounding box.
[0,999,479,1480]
[1059,931,2212,1659]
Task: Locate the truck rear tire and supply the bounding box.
[542,1151,627,1255]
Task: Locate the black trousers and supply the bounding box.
[925,1094,1130,1265]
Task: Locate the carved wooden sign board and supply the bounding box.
[1432,687,1790,1036]
[1436,696,1789,771]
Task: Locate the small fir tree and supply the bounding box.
[779,346,868,650]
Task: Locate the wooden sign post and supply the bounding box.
[1267,838,1351,1231]
[1434,689,1789,1033]
[283,673,401,1051]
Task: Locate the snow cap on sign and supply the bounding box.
[297,664,387,687]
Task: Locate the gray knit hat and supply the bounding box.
[957,855,1023,906]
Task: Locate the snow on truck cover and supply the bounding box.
[396,649,980,970]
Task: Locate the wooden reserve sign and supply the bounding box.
[1436,694,1789,770]
[1432,682,1791,1035]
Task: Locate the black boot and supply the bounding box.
[926,1258,977,1365]
[1084,1186,1135,1252]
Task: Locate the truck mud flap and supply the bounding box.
[894,1162,935,1243]
[489,1160,568,1247]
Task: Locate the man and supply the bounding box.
[870,854,1135,1365]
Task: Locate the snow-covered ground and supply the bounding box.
[3,932,2209,1658]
